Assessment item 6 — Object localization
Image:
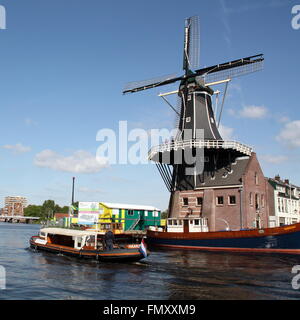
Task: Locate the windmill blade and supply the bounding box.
[195,54,264,85]
[183,16,200,72]
[122,73,183,94]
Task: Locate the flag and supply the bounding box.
[139,238,148,258]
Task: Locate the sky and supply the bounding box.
[0,0,299,210]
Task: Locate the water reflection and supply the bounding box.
[1,223,300,300]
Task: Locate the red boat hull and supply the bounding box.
[30,236,146,262]
[146,223,300,255]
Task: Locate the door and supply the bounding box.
[184,220,189,233]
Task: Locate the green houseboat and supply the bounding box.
[99,202,161,231]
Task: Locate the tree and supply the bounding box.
[24,205,42,218]
[161,210,169,219]
[23,200,71,220]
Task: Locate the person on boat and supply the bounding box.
[104,230,115,251]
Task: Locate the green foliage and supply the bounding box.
[161,210,169,219]
[24,200,70,221]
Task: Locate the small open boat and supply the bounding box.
[30,227,149,262]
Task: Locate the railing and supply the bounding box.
[128,215,141,231]
[0,215,39,220]
[148,139,253,159]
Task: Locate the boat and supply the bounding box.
[146,217,300,255]
[30,227,149,262]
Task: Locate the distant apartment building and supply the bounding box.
[267,176,300,227]
[3,196,28,216]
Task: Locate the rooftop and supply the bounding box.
[100,202,160,211]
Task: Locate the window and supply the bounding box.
[194,220,200,226]
[217,196,224,205]
[229,196,236,205]
[197,197,203,206]
[168,220,173,226]
[255,172,259,185]
[250,192,253,206]
[128,210,134,216]
[261,195,265,208]
[183,198,189,206]
[144,211,148,217]
[255,194,260,210]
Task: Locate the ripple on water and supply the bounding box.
[1,223,300,300]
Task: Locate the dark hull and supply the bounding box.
[30,237,145,262]
[146,223,300,255]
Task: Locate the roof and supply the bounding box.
[40,227,96,237]
[196,156,250,188]
[100,202,160,211]
[268,177,300,189]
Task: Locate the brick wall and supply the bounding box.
[242,153,268,229]
[168,153,270,232]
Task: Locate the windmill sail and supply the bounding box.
[196,54,264,84]
[183,16,200,73]
[123,73,180,94]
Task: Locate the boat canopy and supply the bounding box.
[40,228,97,237]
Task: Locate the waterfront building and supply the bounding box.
[3,196,28,216]
[73,202,162,231]
[99,202,161,231]
[267,175,300,227]
[168,153,269,231]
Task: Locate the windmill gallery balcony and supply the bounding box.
[148,139,253,164]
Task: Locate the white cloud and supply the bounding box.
[2,143,31,154]
[34,149,108,173]
[259,155,288,164]
[276,120,300,149]
[219,124,234,140]
[239,105,268,119]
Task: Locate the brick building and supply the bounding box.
[3,196,28,216]
[169,153,269,231]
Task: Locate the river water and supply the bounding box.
[0,222,300,300]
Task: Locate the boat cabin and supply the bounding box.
[166,217,209,233]
[39,228,99,250]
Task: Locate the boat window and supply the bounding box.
[40,232,45,237]
[87,235,95,245]
[194,220,200,226]
[128,210,134,216]
[178,220,182,225]
[190,220,193,225]
[168,220,173,226]
[174,220,178,226]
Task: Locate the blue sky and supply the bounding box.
[0,0,299,210]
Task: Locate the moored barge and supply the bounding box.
[146,217,300,255]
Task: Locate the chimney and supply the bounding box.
[285,179,290,185]
[275,175,280,181]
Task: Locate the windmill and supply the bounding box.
[123,16,264,219]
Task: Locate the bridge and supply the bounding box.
[0,215,40,223]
